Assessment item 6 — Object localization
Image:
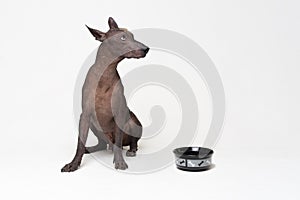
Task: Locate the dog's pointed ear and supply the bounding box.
[108,17,119,30]
[85,25,106,42]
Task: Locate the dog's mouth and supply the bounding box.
[124,49,149,59]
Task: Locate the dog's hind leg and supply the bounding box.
[85,137,107,153]
[126,136,140,157]
[85,124,108,154]
[61,113,90,172]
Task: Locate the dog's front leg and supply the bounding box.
[113,126,128,170]
[61,113,90,172]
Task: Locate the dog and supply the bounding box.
[61,17,149,172]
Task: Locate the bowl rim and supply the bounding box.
[173,146,214,159]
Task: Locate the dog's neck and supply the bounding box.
[93,44,124,84]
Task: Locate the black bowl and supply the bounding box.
[173,147,214,172]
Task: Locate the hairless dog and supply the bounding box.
[61,17,149,172]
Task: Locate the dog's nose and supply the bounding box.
[144,47,150,53]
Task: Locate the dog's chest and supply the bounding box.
[94,80,124,111]
[95,85,113,110]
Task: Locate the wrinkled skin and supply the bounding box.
[61,17,149,172]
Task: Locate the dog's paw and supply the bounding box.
[114,160,128,170]
[61,162,80,172]
[126,150,136,157]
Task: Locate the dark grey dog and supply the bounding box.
[61,17,149,172]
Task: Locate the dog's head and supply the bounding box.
[86,17,149,59]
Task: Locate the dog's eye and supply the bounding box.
[121,35,126,41]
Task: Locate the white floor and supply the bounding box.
[1,145,299,200]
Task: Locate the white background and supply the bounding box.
[0,0,299,199]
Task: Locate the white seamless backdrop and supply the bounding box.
[0,0,299,200]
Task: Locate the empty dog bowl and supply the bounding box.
[173,147,214,171]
